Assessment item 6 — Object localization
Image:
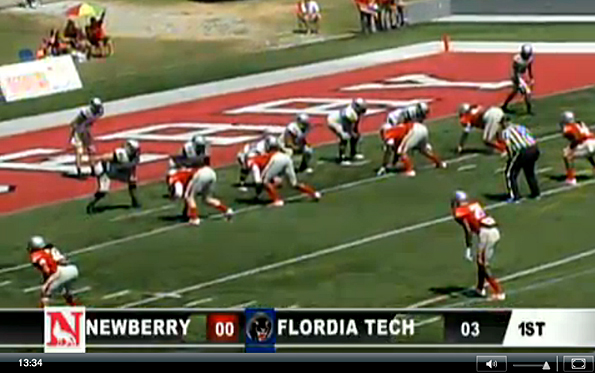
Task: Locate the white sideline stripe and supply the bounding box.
[414,266,595,328]
[0,42,442,138]
[184,297,214,307]
[228,300,256,309]
[23,285,42,293]
[288,304,300,309]
[0,280,11,288]
[118,178,595,308]
[435,15,595,24]
[72,286,92,295]
[457,164,476,172]
[101,290,131,300]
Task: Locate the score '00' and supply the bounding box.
[215,321,236,337]
[461,322,480,337]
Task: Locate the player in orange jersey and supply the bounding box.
[457,103,507,155]
[451,191,505,301]
[560,111,595,185]
[377,114,445,177]
[28,236,80,307]
[249,137,321,206]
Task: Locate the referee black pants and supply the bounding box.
[505,145,540,200]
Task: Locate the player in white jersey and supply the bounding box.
[502,44,535,115]
[86,139,141,213]
[70,97,104,177]
[236,135,271,191]
[327,98,367,165]
[279,113,314,173]
[169,135,211,171]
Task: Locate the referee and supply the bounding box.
[500,117,541,202]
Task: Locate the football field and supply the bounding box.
[1,42,595,340]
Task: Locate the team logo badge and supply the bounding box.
[44,307,86,353]
[246,312,273,343]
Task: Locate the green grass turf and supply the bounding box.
[1,86,595,338]
[3,11,595,120]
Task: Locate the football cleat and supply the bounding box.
[313,191,322,201]
[404,170,416,177]
[270,200,285,207]
[224,208,234,221]
[353,154,365,160]
[340,160,352,166]
[437,162,447,169]
[304,168,314,174]
[189,218,201,226]
[490,292,506,301]
[566,178,578,186]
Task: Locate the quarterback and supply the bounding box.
[560,111,595,185]
[28,236,80,307]
[327,98,367,165]
[279,113,314,173]
[452,191,505,301]
[86,139,141,213]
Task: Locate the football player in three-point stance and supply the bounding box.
[559,111,595,185]
[457,103,507,155]
[170,135,211,171]
[377,103,445,177]
[86,139,141,213]
[279,113,314,174]
[502,44,535,115]
[452,191,505,301]
[248,137,321,207]
[69,97,104,177]
[236,135,271,191]
[28,236,80,307]
[327,98,367,165]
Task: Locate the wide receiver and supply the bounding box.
[248,137,321,206]
[86,139,141,213]
[452,191,505,300]
[28,236,80,307]
[560,111,595,185]
[457,103,507,155]
[377,105,445,176]
[69,97,104,177]
[327,98,367,165]
[167,160,233,226]
[279,113,314,173]
[502,44,535,115]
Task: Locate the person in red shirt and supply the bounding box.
[457,103,507,155]
[28,236,80,307]
[451,191,505,301]
[560,111,595,185]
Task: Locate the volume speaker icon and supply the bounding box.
[486,360,498,369]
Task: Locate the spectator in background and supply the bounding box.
[396,0,406,27]
[86,10,114,58]
[296,0,321,34]
[63,19,86,52]
[26,0,40,8]
[354,0,378,33]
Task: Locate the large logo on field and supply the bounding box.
[340,74,512,91]
[0,149,167,174]
[96,123,285,144]
[225,98,432,115]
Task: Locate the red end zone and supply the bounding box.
[1,52,595,214]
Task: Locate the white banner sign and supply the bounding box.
[0,55,83,102]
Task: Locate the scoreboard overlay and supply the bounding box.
[0,308,594,352]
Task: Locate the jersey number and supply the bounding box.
[469,203,496,225]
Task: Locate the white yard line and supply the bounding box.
[537,167,553,174]
[72,286,92,295]
[23,285,42,293]
[0,280,11,288]
[118,178,595,308]
[457,164,476,172]
[101,290,131,300]
[228,300,256,309]
[183,297,214,307]
[288,304,300,309]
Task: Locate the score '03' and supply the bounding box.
[461,321,480,337]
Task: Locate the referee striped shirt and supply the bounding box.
[501,124,536,155]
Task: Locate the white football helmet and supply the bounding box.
[352,98,367,113]
[452,190,468,207]
[265,135,280,151]
[28,235,46,250]
[458,103,471,116]
[90,97,103,114]
[416,102,429,118]
[561,111,575,125]
[125,139,140,156]
[521,44,533,60]
[192,135,207,147]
